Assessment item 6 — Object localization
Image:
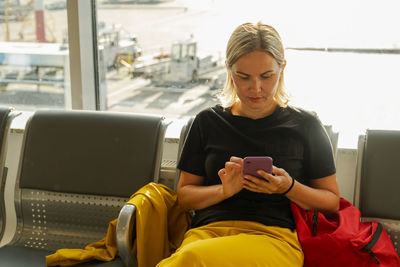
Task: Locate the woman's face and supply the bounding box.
[230,50,284,119]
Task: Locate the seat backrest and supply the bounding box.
[354,129,400,256]
[173,116,195,190]
[0,107,14,243]
[323,125,339,160]
[7,110,167,251]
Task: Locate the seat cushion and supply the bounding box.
[0,246,124,267]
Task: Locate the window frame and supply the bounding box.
[67,0,104,110]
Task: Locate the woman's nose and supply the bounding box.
[249,78,262,92]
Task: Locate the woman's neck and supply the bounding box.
[231,101,279,120]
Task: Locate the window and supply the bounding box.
[96,0,400,148]
[0,0,70,109]
[2,0,398,148]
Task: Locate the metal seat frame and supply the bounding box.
[0,107,20,244]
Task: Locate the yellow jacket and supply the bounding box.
[46,183,191,267]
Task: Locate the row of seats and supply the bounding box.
[0,107,398,266]
[0,107,186,266]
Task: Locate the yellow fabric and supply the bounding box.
[157,220,304,267]
[46,183,191,267]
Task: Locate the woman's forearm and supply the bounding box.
[177,184,227,211]
[286,179,340,213]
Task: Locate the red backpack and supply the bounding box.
[291,198,400,266]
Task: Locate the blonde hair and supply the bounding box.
[218,22,289,108]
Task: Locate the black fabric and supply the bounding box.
[0,246,124,267]
[178,105,336,229]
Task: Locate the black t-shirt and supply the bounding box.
[177,105,336,229]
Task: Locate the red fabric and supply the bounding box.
[291,198,400,267]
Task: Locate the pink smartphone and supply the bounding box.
[243,156,273,179]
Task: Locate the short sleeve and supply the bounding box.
[177,115,206,176]
[304,115,336,179]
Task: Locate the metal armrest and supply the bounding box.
[116,204,137,267]
[0,110,21,243]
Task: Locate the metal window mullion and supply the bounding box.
[67,0,99,110]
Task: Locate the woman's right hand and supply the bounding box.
[177,156,245,211]
[218,156,245,198]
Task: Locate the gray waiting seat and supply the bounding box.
[323,125,339,160]
[0,110,167,266]
[173,116,195,191]
[0,107,18,244]
[354,129,400,256]
[116,117,194,267]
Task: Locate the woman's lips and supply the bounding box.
[249,97,262,102]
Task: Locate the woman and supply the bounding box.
[157,22,340,266]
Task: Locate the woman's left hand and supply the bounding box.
[243,166,293,194]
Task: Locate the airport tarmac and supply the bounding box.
[0,0,222,117]
[98,0,225,118]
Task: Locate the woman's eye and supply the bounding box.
[238,76,249,80]
[261,75,272,79]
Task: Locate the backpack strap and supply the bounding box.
[361,222,383,264]
[312,211,319,237]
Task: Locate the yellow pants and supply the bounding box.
[157,220,304,267]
